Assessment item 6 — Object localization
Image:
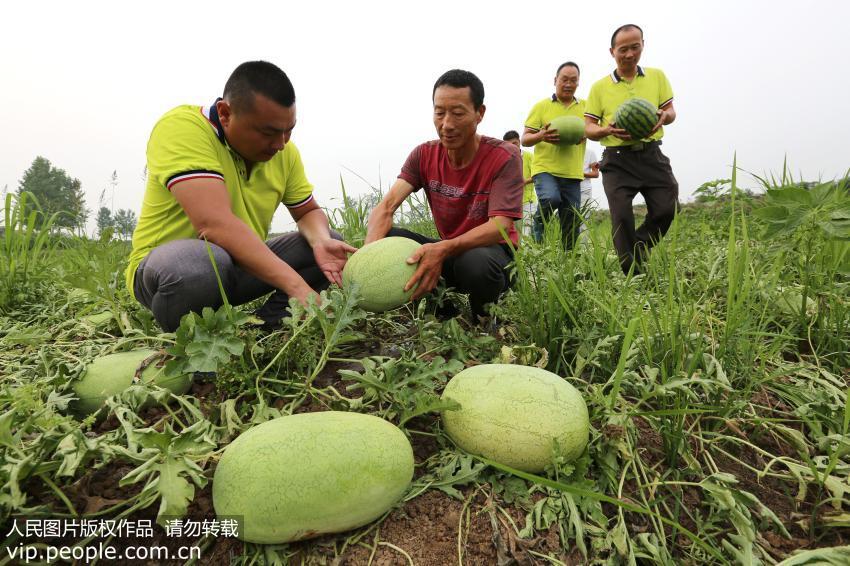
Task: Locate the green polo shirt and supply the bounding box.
[125,102,314,295]
[585,66,673,147]
[520,150,536,204]
[524,95,587,180]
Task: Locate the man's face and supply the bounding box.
[506,137,520,148]
[554,66,579,102]
[217,93,296,163]
[433,86,484,151]
[610,28,644,70]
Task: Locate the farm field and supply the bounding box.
[1,173,849,565]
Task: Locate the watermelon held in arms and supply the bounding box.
[614,97,658,140]
[440,364,590,473]
[548,115,585,145]
[342,236,421,312]
[212,411,414,544]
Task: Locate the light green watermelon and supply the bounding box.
[441,364,589,472]
[70,349,192,418]
[212,411,414,544]
[549,115,585,145]
[342,236,421,312]
[614,97,658,140]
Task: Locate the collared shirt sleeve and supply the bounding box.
[524,100,545,131]
[146,111,224,191]
[585,84,603,122]
[281,143,315,209]
[657,70,674,108]
[488,151,523,219]
[398,144,424,190]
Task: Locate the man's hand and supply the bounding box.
[290,283,321,309]
[540,123,560,144]
[591,161,600,174]
[607,122,632,141]
[313,238,358,286]
[648,107,674,136]
[404,242,450,300]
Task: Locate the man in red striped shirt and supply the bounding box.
[365,69,524,319]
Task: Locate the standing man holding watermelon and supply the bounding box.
[126,61,356,332]
[365,69,524,320]
[584,24,678,275]
[521,62,587,248]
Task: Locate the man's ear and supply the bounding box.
[216,99,232,126]
[477,104,486,124]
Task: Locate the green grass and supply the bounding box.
[0,169,848,564]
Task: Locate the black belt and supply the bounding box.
[606,140,661,152]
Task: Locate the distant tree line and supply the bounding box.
[14,156,136,239]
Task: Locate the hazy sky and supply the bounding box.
[2,0,847,233]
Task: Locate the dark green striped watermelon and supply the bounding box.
[614,98,658,140]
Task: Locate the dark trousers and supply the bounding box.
[133,232,336,332]
[387,227,513,317]
[600,143,678,274]
[532,173,582,248]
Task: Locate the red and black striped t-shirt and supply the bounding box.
[398,136,524,246]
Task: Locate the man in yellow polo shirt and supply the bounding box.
[502,130,536,238]
[585,24,678,275]
[127,61,355,332]
[522,62,586,248]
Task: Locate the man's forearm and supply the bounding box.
[295,207,333,247]
[201,217,310,296]
[441,217,514,257]
[365,202,394,243]
[521,130,543,147]
[585,122,609,141]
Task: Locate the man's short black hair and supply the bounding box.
[503,130,520,141]
[556,61,580,76]
[223,61,295,113]
[433,69,485,110]
[611,24,644,48]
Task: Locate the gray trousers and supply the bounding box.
[600,143,678,274]
[132,233,333,332]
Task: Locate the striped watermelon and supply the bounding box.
[614,98,658,140]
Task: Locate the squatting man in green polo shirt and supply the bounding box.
[126,61,356,332]
[584,24,678,275]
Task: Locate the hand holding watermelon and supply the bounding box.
[313,238,358,286]
[648,106,675,137]
[405,241,448,299]
[539,123,561,144]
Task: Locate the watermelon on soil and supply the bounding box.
[614,97,658,140]
[212,411,414,544]
[548,115,585,145]
[70,349,192,418]
[441,364,589,472]
[342,236,421,312]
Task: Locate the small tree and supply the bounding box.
[96,206,114,238]
[17,156,89,230]
[113,209,137,240]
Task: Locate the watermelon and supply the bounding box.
[342,236,421,312]
[614,98,658,140]
[441,364,589,472]
[70,349,192,418]
[549,115,585,145]
[212,411,414,544]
